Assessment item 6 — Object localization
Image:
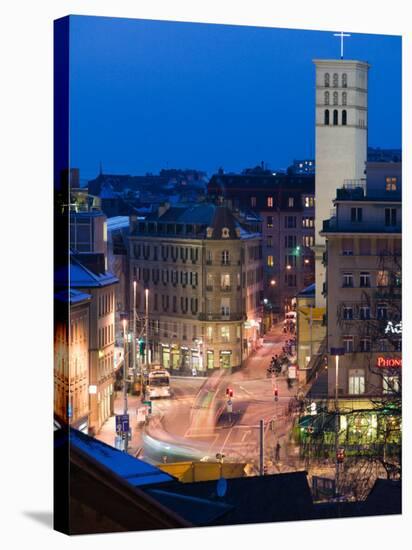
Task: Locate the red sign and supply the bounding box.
[376,356,402,368]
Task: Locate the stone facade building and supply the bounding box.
[54,289,91,433]
[321,162,401,404]
[70,253,119,434]
[129,203,263,374]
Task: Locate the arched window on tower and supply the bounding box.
[333,109,338,126]
[324,109,330,125]
[324,73,330,87]
[342,92,347,106]
[342,110,347,126]
[333,73,339,87]
[324,91,329,105]
[333,91,338,105]
[342,73,347,88]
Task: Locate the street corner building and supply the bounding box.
[129,203,264,374]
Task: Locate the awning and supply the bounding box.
[298,307,325,321]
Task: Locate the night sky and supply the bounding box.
[69,16,401,181]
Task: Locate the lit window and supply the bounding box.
[267,255,274,267]
[288,197,294,207]
[220,273,231,290]
[385,177,397,191]
[221,326,230,343]
[348,369,365,394]
[267,196,274,207]
[377,270,389,287]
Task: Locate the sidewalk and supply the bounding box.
[96,392,146,456]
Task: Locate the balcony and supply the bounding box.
[322,218,401,234]
[198,312,245,322]
[220,286,232,292]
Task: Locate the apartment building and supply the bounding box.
[321,162,402,405]
[129,203,263,374]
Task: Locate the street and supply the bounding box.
[97,322,306,472]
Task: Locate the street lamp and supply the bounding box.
[133,280,137,385]
[144,288,149,366]
[122,318,129,452]
[270,279,276,286]
[330,347,345,499]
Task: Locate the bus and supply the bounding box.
[145,368,171,399]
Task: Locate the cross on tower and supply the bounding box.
[333,32,351,59]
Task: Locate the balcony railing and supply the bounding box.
[198,312,245,322]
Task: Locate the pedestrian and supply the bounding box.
[275,442,281,461]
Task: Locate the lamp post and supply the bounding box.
[145,288,149,366]
[133,280,137,387]
[330,347,345,499]
[122,318,129,452]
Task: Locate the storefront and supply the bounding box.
[161,345,170,369]
[171,346,180,370]
[220,350,232,369]
[181,347,190,370]
[207,350,214,370]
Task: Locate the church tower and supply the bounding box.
[313,59,370,307]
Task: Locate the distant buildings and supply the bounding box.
[129,203,263,374]
[290,159,315,175]
[208,171,315,313]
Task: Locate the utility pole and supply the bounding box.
[122,319,129,453]
[259,419,264,476]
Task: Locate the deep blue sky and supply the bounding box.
[69,16,401,181]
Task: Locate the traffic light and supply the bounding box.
[226,387,233,398]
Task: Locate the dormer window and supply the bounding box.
[206,227,213,238]
[222,227,230,239]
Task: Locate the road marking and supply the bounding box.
[239,385,253,397]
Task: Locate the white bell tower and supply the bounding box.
[313,58,370,307]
